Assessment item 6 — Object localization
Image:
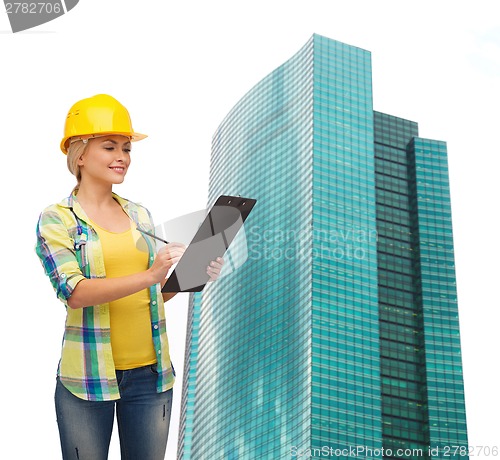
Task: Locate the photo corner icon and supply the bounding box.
[4,0,79,33]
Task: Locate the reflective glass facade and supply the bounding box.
[375,113,428,455]
[178,35,467,460]
[408,138,468,449]
[311,37,382,452]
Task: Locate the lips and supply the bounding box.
[109,166,125,173]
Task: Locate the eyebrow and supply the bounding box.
[101,138,131,146]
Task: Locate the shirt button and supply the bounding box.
[158,349,161,354]
[152,300,157,305]
[154,325,159,330]
[150,256,154,261]
[61,273,66,279]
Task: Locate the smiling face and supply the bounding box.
[77,135,132,187]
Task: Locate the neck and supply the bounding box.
[75,179,116,208]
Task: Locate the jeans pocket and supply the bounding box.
[149,363,158,375]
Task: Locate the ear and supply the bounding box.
[77,153,85,166]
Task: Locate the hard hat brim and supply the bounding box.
[60,131,147,154]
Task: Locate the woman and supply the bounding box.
[35,94,223,459]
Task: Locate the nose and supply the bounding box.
[115,147,129,163]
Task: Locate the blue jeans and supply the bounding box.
[55,364,173,460]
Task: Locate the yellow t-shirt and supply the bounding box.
[91,219,157,370]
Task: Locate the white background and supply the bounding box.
[1,0,499,458]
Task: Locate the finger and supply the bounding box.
[167,242,187,250]
[207,270,219,281]
[214,257,224,265]
[161,247,186,259]
[166,249,186,259]
[211,257,225,267]
[206,265,221,280]
[209,261,223,270]
[209,269,221,279]
[208,262,223,273]
[170,255,183,265]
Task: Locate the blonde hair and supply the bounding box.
[66,139,88,192]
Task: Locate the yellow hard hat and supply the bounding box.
[60,94,147,154]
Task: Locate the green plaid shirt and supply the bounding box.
[35,191,175,401]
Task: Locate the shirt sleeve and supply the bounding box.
[35,208,86,306]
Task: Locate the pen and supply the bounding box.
[136,227,170,245]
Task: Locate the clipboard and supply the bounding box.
[162,195,257,293]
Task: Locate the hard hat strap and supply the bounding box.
[69,134,132,145]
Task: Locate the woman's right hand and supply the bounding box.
[148,243,186,285]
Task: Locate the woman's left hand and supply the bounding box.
[207,257,224,281]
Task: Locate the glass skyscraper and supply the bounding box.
[177,34,468,460]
